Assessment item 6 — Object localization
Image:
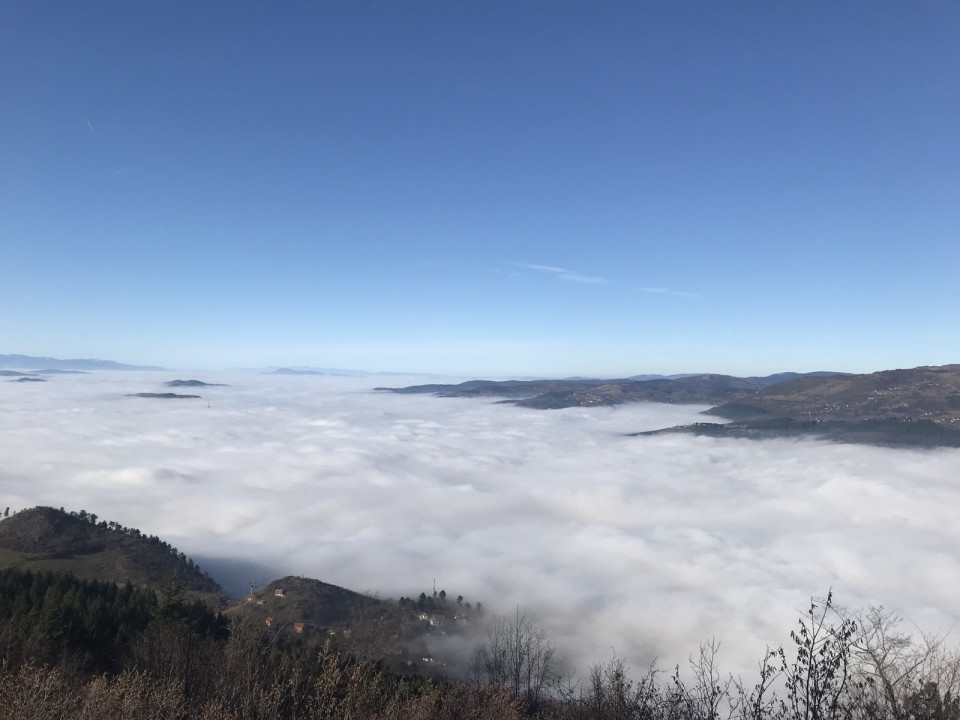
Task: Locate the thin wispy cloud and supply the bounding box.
[639,286,699,298]
[518,263,608,285]
[85,120,96,137]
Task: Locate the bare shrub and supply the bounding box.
[472,608,559,709]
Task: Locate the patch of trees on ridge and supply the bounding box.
[3,508,960,718]
[0,567,225,675]
[0,507,220,596]
[3,564,960,718]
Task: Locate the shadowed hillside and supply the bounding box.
[0,507,223,599]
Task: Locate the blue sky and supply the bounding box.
[2,2,958,377]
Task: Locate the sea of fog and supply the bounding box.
[3,371,959,677]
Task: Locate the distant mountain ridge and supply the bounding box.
[269,368,330,375]
[0,354,163,371]
[376,371,849,409]
[165,379,228,387]
[265,367,373,376]
[380,365,960,447]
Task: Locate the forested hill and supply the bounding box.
[3,507,960,719]
[228,575,377,630]
[0,507,222,598]
[705,364,960,425]
[641,364,960,448]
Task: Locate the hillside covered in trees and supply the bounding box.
[383,364,960,448]
[2,507,960,718]
[0,507,222,600]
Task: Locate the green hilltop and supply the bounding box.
[0,506,222,601]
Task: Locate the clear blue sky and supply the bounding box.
[2,2,958,377]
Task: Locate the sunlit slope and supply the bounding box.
[645,364,960,447]
[707,364,960,425]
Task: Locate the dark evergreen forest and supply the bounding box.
[2,566,959,719]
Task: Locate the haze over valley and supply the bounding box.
[4,3,960,714]
[4,368,960,676]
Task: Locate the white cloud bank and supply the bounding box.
[2,372,959,677]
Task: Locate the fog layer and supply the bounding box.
[3,372,957,675]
